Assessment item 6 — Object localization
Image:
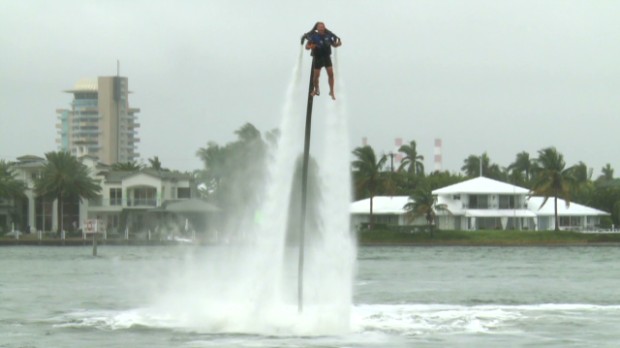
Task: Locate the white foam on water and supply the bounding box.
[51,308,177,331]
[49,302,620,348]
[352,303,620,337]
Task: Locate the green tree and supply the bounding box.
[352,145,387,229]
[508,151,536,187]
[423,170,466,191]
[148,156,163,170]
[403,186,436,235]
[530,147,578,231]
[462,154,482,177]
[567,161,594,205]
[461,153,504,180]
[196,142,227,195]
[398,140,424,176]
[35,152,100,233]
[590,179,620,227]
[385,170,420,196]
[195,123,269,233]
[0,160,25,199]
[112,161,142,171]
[598,163,614,182]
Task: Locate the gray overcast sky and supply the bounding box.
[1,0,619,175]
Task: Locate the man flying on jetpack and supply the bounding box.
[301,22,342,100]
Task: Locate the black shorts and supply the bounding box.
[313,56,332,69]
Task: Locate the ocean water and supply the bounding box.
[1,245,620,347]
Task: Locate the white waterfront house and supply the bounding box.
[433,177,537,230]
[350,177,610,231]
[5,154,198,235]
[433,177,609,231]
[527,196,609,231]
[350,196,428,229]
[84,159,195,234]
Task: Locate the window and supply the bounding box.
[130,187,156,206]
[110,188,122,206]
[499,195,516,209]
[469,195,489,209]
[177,187,191,199]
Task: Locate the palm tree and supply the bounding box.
[234,123,262,143]
[195,123,269,219]
[508,151,536,186]
[398,140,424,176]
[35,152,100,234]
[598,163,614,182]
[403,186,436,235]
[530,147,578,231]
[112,161,142,171]
[0,160,25,199]
[352,145,387,229]
[196,141,227,194]
[567,161,594,205]
[462,154,485,177]
[462,153,504,180]
[568,161,592,184]
[148,156,163,170]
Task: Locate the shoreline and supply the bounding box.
[0,239,195,246]
[359,241,620,247]
[3,229,620,247]
[2,239,620,247]
[357,229,620,247]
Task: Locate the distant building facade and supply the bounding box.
[56,76,140,165]
[350,177,610,231]
[432,177,609,231]
[5,155,202,236]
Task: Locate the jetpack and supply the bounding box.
[300,23,341,47]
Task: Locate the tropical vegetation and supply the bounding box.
[111,161,142,171]
[352,145,387,229]
[195,123,273,230]
[403,185,437,235]
[0,160,25,199]
[3,122,620,236]
[34,152,100,233]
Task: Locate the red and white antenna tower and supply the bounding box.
[434,138,443,172]
[394,138,403,163]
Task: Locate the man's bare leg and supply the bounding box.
[311,69,321,96]
[327,67,335,100]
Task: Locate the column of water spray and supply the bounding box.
[299,50,356,333]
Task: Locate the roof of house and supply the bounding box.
[432,177,529,195]
[16,155,45,162]
[527,197,609,216]
[350,196,411,215]
[65,78,98,93]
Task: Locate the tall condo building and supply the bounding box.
[56,76,140,164]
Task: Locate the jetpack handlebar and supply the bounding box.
[300,27,340,45]
[300,33,309,45]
